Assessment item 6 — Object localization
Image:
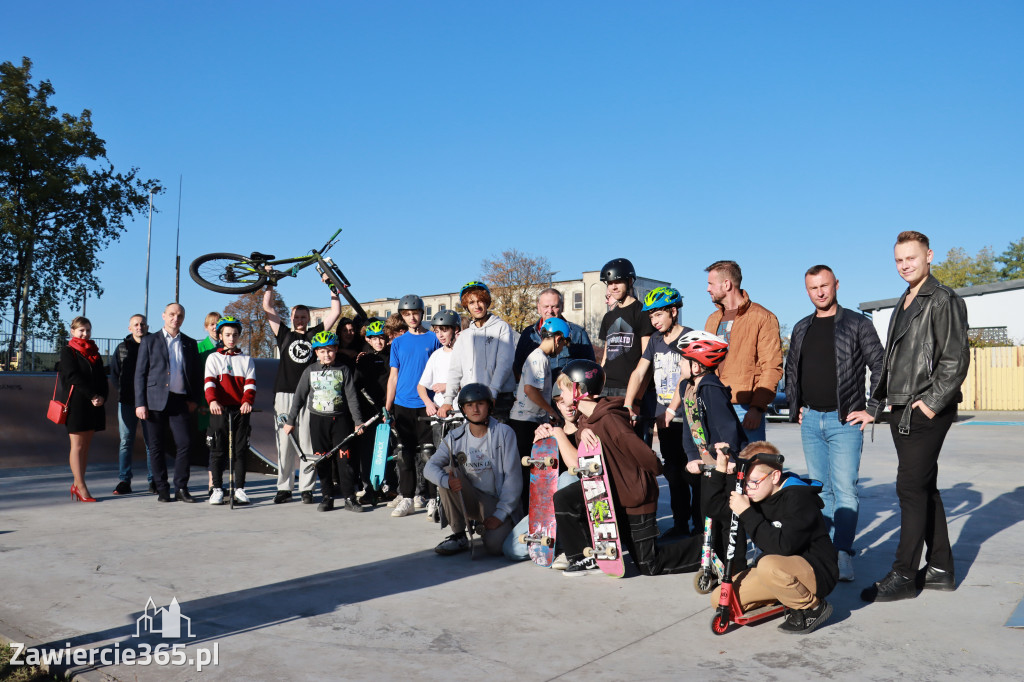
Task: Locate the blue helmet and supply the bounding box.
[459,281,490,298]
[539,317,571,339]
[311,331,338,349]
[642,286,683,312]
[215,316,242,334]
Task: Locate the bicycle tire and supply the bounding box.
[189,253,268,294]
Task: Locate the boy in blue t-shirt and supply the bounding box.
[386,295,442,517]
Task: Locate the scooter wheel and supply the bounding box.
[710,613,731,635]
[694,569,717,595]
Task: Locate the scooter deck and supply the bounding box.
[369,419,391,491]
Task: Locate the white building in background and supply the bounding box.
[859,279,1024,345]
[311,270,671,342]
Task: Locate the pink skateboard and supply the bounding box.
[571,437,624,578]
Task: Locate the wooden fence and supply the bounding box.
[959,346,1024,411]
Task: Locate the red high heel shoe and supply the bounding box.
[70,484,97,502]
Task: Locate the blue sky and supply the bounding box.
[4,2,1022,340]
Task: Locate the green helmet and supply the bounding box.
[364,320,385,337]
[215,316,242,334]
[459,281,490,298]
[311,331,338,349]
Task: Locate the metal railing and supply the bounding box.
[0,317,120,372]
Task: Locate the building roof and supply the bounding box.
[859,277,1024,312]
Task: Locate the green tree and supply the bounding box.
[996,237,1024,280]
[931,246,998,288]
[0,57,159,361]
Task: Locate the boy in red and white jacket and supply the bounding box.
[203,317,256,505]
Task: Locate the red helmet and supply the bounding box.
[675,330,728,369]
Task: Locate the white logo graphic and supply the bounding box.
[135,597,195,639]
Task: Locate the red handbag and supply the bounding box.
[47,377,74,425]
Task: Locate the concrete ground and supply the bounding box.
[1,413,1022,681]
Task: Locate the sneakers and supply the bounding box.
[343,496,364,513]
[208,488,225,505]
[435,533,469,555]
[300,491,315,504]
[838,551,855,582]
[861,569,917,602]
[391,497,414,517]
[317,496,334,512]
[387,494,405,509]
[425,498,438,522]
[919,565,955,591]
[551,553,570,571]
[234,488,251,505]
[361,491,379,508]
[273,491,292,504]
[413,495,427,510]
[113,481,132,495]
[778,600,833,635]
[148,481,157,494]
[563,556,599,577]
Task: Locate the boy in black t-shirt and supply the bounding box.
[263,276,342,504]
[598,257,656,441]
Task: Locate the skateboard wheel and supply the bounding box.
[456,452,468,465]
[517,533,527,545]
[586,462,601,474]
[694,569,717,594]
[710,613,731,635]
[582,547,595,558]
[604,545,618,560]
[545,457,557,468]
[568,466,579,476]
[541,535,554,548]
[521,456,531,467]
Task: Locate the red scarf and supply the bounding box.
[69,337,101,364]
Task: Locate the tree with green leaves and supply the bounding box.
[995,237,1024,280]
[930,246,998,288]
[0,57,160,362]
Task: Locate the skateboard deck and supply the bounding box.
[369,416,392,491]
[573,438,625,577]
[518,436,559,567]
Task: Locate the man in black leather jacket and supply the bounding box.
[786,265,884,583]
[861,231,969,603]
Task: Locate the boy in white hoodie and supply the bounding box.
[438,281,517,422]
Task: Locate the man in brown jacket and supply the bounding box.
[704,260,784,443]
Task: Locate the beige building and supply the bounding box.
[311,270,671,342]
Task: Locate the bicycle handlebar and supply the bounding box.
[418,415,465,423]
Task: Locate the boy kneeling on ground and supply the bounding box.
[705,441,839,634]
[425,383,522,556]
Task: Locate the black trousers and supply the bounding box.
[553,480,701,575]
[658,419,701,532]
[889,404,956,575]
[310,412,356,499]
[143,393,192,494]
[207,408,249,489]
[393,405,430,498]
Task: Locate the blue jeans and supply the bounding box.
[733,403,766,443]
[117,403,154,483]
[504,471,578,561]
[800,408,863,554]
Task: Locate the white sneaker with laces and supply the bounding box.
[413,495,427,510]
[391,497,414,517]
[387,494,404,509]
[551,553,570,570]
[234,488,251,505]
[208,488,224,505]
[425,498,438,520]
[838,550,855,582]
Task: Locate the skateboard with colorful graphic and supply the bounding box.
[570,437,624,577]
[517,436,559,567]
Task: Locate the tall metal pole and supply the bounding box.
[175,175,182,303]
[144,189,155,320]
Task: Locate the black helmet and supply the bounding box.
[431,309,461,328]
[561,360,605,399]
[398,294,424,311]
[457,383,494,414]
[600,258,636,283]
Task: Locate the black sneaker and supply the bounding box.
[273,491,292,504]
[317,496,334,512]
[113,481,132,495]
[148,481,157,494]
[563,556,600,577]
[300,491,315,504]
[344,496,364,513]
[918,565,955,591]
[861,569,917,602]
[778,600,832,634]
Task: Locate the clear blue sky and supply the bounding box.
[4,1,1022,340]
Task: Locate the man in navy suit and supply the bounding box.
[135,303,203,502]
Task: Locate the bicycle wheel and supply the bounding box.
[189,253,268,294]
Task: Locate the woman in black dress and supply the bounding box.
[59,316,108,502]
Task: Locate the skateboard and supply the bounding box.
[369,410,394,493]
[517,436,559,567]
[570,437,625,578]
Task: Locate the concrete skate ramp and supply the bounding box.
[0,358,280,471]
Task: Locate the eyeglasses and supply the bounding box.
[746,472,773,490]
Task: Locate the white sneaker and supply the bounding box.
[387,494,404,509]
[391,497,414,517]
[551,553,569,570]
[838,550,855,582]
[208,488,224,505]
[425,498,438,521]
[234,488,251,505]
[413,495,427,510]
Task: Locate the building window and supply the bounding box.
[385,310,391,318]
[426,305,433,317]
[440,304,447,312]
[573,292,583,311]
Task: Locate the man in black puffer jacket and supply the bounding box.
[786,265,884,582]
[704,441,839,635]
[110,314,154,495]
